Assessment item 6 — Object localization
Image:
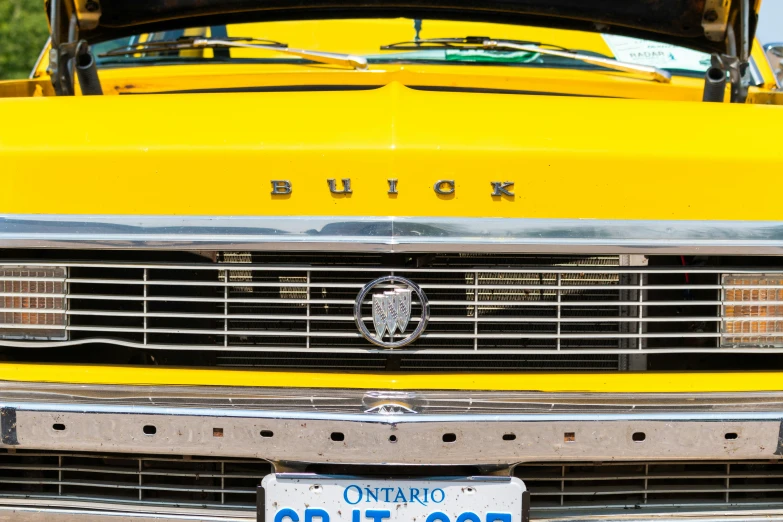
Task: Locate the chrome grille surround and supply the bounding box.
[0,255,782,355]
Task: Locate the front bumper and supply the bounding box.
[3,380,783,521]
[3,381,783,465]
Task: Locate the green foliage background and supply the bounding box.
[0,0,49,80]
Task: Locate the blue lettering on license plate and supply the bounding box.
[274,508,512,522]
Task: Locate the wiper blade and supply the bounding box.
[380,37,671,83]
[101,36,287,56]
[100,37,369,70]
[485,39,671,83]
[381,36,567,52]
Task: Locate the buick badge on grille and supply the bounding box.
[354,276,430,348]
[373,288,412,338]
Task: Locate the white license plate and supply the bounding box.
[261,474,527,522]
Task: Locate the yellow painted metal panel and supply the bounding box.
[1,363,783,392]
[90,63,708,99]
[0,82,781,219]
[0,79,53,98]
[747,87,783,105]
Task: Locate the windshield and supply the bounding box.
[92,18,713,76]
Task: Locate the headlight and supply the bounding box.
[722,274,783,347]
[0,266,67,340]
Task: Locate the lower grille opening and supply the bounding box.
[0,450,271,510]
[516,461,783,515]
[2,451,783,517]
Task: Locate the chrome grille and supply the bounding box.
[0,450,270,510]
[517,461,783,514]
[1,253,781,359]
[2,452,783,517]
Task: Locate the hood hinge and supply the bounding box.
[48,0,102,96]
[701,0,751,103]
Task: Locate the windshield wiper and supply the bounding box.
[485,40,671,83]
[382,36,568,51]
[100,36,369,70]
[101,36,288,56]
[381,37,671,83]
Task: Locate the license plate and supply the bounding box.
[259,474,528,522]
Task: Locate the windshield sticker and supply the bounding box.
[602,34,710,72]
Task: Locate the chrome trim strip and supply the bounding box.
[6,381,783,414]
[3,215,783,253]
[10,400,783,422]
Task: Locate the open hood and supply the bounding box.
[58,0,758,55]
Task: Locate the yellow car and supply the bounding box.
[0,0,782,521]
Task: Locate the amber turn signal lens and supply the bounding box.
[722,274,783,347]
[0,266,67,340]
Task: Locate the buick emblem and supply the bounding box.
[373,288,412,338]
[354,276,429,348]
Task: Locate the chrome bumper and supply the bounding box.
[4,382,783,521]
[5,403,783,464]
[2,382,783,465]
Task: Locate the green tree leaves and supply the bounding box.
[0,0,48,80]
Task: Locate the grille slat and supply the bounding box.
[56,312,728,323]
[47,279,756,290]
[58,326,720,339]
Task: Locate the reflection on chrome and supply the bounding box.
[3,214,783,253]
